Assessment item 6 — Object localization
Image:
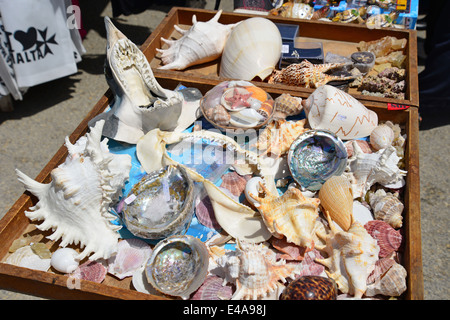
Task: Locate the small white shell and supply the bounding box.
[229,108,265,128]
[51,248,80,274]
[244,176,265,207]
[370,124,395,151]
[220,17,282,81]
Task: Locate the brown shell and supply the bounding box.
[364,220,403,257]
[280,276,337,300]
[205,104,231,127]
[273,93,303,119]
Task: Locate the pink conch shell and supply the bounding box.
[365,262,407,297]
[315,213,380,298]
[219,171,250,197]
[364,220,402,258]
[219,241,301,300]
[255,119,308,157]
[345,139,373,157]
[248,183,320,249]
[71,260,107,283]
[318,175,354,231]
[191,275,233,300]
[268,60,355,89]
[107,238,152,279]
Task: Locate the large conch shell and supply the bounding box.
[15,120,131,260]
[220,17,282,81]
[315,212,380,298]
[218,241,301,300]
[157,10,238,70]
[247,182,321,249]
[89,17,197,144]
[136,128,275,243]
[301,85,378,140]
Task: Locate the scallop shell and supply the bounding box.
[370,124,395,151]
[318,175,354,231]
[368,189,403,228]
[5,245,51,272]
[288,129,348,191]
[191,275,233,300]
[296,249,326,277]
[51,248,80,274]
[145,235,210,300]
[204,104,231,127]
[121,165,195,240]
[107,238,153,280]
[280,276,337,300]
[345,139,373,157]
[195,195,222,230]
[366,257,396,285]
[88,17,189,144]
[273,93,303,119]
[220,17,282,81]
[71,260,107,283]
[364,220,402,258]
[219,171,249,197]
[315,212,380,298]
[247,183,321,249]
[365,262,407,297]
[219,241,301,300]
[301,85,378,140]
[15,120,131,261]
[157,10,238,70]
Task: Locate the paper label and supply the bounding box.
[124,194,137,204]
[281,44,289,54]
[387,103,410,110]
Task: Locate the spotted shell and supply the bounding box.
[280,276,337,300]
[364,220,403,257]
[370,124,395,151]
[205,104,231,127]
[273,93,303,119]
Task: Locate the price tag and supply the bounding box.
[124,194,137,204]
[387,103,410,110]
[281,44,289,54]
[396,0,408,11]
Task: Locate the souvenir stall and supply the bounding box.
[0,0,85,111]
[0,1,423,301]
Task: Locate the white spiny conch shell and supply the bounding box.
[247,183,320,249]
[88,17,195,144]
[318,175,354,231]
[244,176,265,208]
[315,213,380,299]
[368,189,404,228]
[136,128,275,243]
[345,141,407,199]
[50,248,80,274]
[370,123,395,151]
[157,10,238,70]
[218,241,301,300]
[302,85,378,140]
[365,262,407,297]
[220,17,282,81]
[16,120,131,261]
[5,245,51,272]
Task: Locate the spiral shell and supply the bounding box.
[368,189,404,229]
[365,262,407,297]
[273,93,303,119]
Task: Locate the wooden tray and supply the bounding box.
[145,7,419,109]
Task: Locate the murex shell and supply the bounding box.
[145,235,210,300]
[88,17,195,144]
[121,165,195,240]
[16,120,131,260]
[220,17,282,81]
[157,10,238,70]
[302,85,378,140]
[368,189,404,228]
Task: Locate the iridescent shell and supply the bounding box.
[370,124,395,151]
[273,93,303,119]
[145,235,210,300]
[219,241,301,300]
[191,275,233,300]
[121,165,195,240]
[364,220,402,258]
[288,130,348,191]
[247,183,320,249]
[365,262,407,297]
[204,104,231,127]
[220,171,249,197]
[368,189,404,228]
[318,175,354,231]
[280,276,338,300]
[345,139,373,157]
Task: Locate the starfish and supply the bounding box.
[224,88,252,109]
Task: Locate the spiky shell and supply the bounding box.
[315,213,380,298]
[15,120,131,261]
[364,220,402,257]
[255,119,308,157]
[248,183,320,249]
[220,241,301,300]
[273,93,303,119]
[368,189,404,228]
[157,10,238,70]
[318,175,354,231]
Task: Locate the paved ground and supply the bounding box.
[0,0,448,300]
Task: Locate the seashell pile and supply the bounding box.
[9,15,412,300]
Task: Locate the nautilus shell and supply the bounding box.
[220,17,282,81]
[145,235,210,300]
[16,120,131,260]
